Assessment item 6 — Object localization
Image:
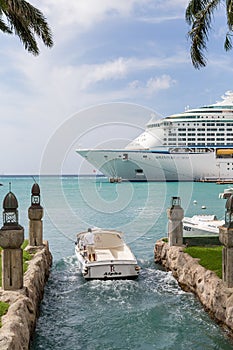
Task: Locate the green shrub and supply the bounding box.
[0,301,9,327]
[184,246,223,278]
[22,240,33,273]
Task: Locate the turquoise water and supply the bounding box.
[0,176,232,349]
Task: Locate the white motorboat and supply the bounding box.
[219,187,233,199]
[183,215,224,236]
[75,229,140,280]
[76,91,233,182]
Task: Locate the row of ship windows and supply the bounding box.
[165,138,233,141]
[165,132,233,138]
[183,114,230,117]
[169,133,232,136]
[171,123,233,127]
[177,133,226,136]
[177,128,232,131]
[148,122,233,128]
[177,122,233,126]
[165,142,232,146]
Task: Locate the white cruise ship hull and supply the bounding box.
[76,148,233,182]
[76,92,233,182]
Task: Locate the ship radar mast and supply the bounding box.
[215,91,233,106]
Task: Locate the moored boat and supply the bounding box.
[75,228,140,280]
[183,215,224,236]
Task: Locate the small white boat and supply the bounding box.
[75,229,140,280]
[219,187,233,199]
[183,215,224,236]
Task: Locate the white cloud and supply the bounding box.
[32,0,146,29]
[134,0,189,25]
[3,45,187,113]
[138,15,185,23]
[128,80,140,89]
[163,0,189,7]
[152,0,189,9]
[128,75,176,97]
[31,0,189,33]
[79,53,188,90]
[81,57,128,89]
[146,75,176,93]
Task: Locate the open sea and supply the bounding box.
[1,176,233,350]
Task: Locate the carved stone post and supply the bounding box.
[0,190,24,290]
[167,196,184,246]
[219,195,233,288]
[28,183,43,246]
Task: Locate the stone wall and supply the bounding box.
[154,239,233,332]
[0,242,52,350]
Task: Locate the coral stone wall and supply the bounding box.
[154,239,233,332]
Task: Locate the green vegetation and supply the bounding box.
[184,246,223,279]
[22,240,33,273]
[0,301,9,327]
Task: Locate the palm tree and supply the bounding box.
[0,0,53,55]
[186,0,233,69]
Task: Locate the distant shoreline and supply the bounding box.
[0,174,105,178]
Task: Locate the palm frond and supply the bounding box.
[0,3,11,33]
[0,0,7,11]
[0,16,11,33]
[226,0,233,30]
[188,26,207,68]
[1,0,53,55]
[5,11,39,54]
[186,0,206,24]
[186,0,221,68]
[225,33,233,50]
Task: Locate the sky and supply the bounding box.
[1,0,233,175]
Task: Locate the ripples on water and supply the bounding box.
[31,256,233,350]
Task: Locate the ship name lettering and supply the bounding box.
[104,272,122,276]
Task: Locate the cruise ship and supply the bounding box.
[76,91,233,182]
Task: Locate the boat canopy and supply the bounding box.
[94,231,124,249]
[216,149,233,155]
[77,230,124,249]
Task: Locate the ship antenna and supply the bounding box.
[9,182,11,192]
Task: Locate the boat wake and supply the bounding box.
[31,255,233,350]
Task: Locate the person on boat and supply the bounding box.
[84,228,96,261]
